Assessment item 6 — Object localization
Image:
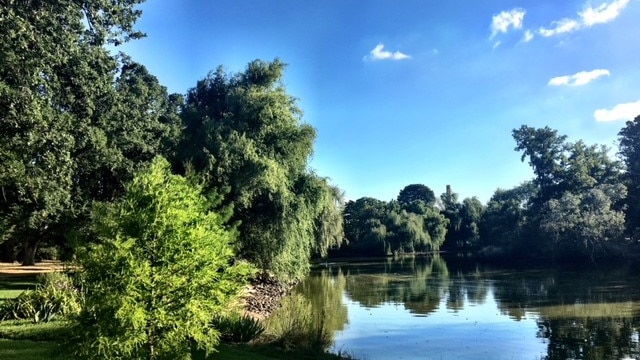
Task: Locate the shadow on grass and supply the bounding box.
[0,339,68,360]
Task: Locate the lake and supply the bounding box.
[279,256,640,360]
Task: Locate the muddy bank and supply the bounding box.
[243,274,297,319]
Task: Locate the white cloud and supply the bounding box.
[522,30,534,42]
[594,99,640,122]
[365,43,411,61]
[539,0,630,37]
[548,69,610,86]
[580,0,630,26]
[539,18,581,37]
[490,8,526,38]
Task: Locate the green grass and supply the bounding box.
[0,339,69,360]
[0,290,24,300]
[0,320,73,341]
[0,276,36,302]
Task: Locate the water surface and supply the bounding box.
[285,257,640,360]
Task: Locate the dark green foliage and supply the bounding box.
[439,190,485,249]
[618,115,640,236]
[540,185,626,260]
[0,273,80,323]
[481,126,626,260]
[175,60,343,281]
[512,126,568,204]
[211,314,265,343]
[73,157,253,360]
[0,0,180,264]
[513,125,622,208]
[339,186,448,256]
[397,184,436,207]
[479,182,535,252]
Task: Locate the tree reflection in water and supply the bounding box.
[284,256,640,359]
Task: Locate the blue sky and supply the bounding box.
[119,0,640,203]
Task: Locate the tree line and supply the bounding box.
[335,118,640,263]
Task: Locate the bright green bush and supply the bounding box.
[0,273,80,323]
[73,157,254,360]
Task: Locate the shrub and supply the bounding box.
[0,272,80,323]
[73,157,254,360]
[211,313,265,343]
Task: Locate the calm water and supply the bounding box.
[284,256,640,360]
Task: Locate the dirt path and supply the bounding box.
[0,261,70,276]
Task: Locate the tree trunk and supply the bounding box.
[22,238,40,266]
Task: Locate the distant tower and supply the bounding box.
[446,185,452,197]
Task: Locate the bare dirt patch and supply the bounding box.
[0,261,71,276]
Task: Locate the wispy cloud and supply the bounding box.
[522,30,534,42]
[490,8,526,39]
[580,0,630,26]
[539,18,581,37]
[364,43,411,61]
[594,99,640,122]
[539,0,630,37]
[548,69,610,86]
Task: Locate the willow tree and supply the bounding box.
[176,59,343,280]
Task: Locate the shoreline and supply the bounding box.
[242,274,297,320]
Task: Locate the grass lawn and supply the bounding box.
[0,275,37,300]
[0,339,68,360]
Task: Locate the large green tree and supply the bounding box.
[176,59,343,280]
[397,184,436,208]
[512,125,568,205]
[540,185,626,260]
[479,182,534,253]
[0,1,185,264]
[0,0,146,264]
[513,126,621,208]
[618,115,640,236]
[484,126,624,260]
[75,157,252,360]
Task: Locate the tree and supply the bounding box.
[339,192,448,257]
[397,184,436,207]
[342,198,388,255]
[74,157,252,360]
[176,59,342,280]
[459,197,484,244]
[513,126,621,208]
[540,185,626,260]
[512,125,567,204]
[439,189,484,248]
[618,115,640,235]
[479,182,535,252]
[0,0,146,264]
